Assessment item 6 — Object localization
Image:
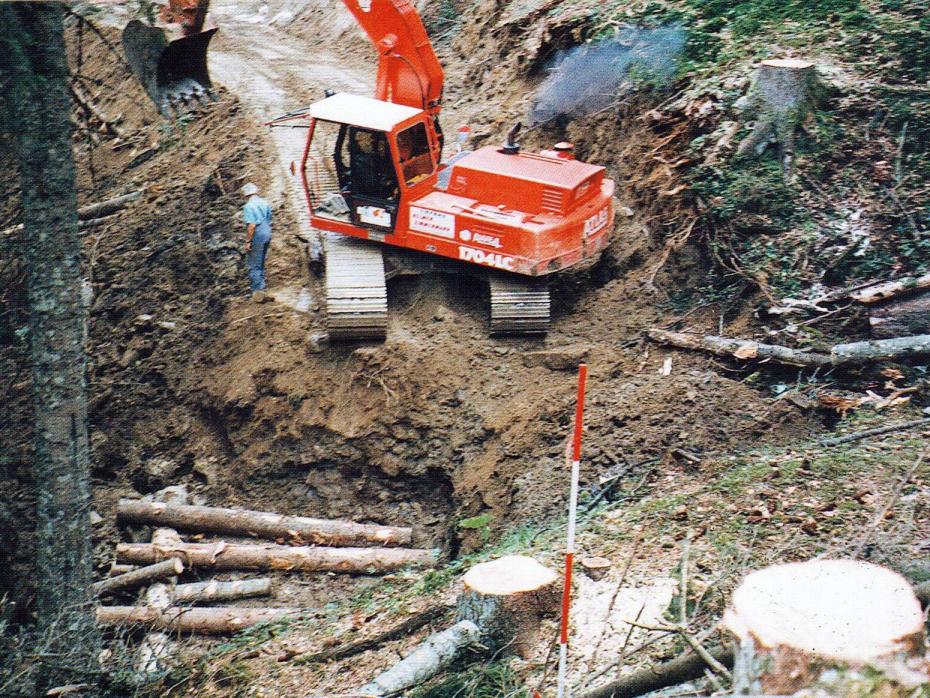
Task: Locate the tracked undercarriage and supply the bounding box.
[322,233,551,341]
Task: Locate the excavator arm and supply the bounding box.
[340,0,444,116]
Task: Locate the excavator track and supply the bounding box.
[324,233,388,341]
[488,274,550,336]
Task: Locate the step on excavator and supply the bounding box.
[122,0,217,115]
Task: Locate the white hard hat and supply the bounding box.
[241,182,259,196]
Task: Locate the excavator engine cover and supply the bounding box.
[122,19,217,114]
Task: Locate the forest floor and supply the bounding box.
[1,1,929,696]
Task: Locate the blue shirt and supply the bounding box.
[243,195,273,240]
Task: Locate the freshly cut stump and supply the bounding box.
[455,555,559,657]
[723,559,928,695]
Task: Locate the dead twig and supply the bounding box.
[818,418,930,447]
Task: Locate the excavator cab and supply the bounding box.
[122,0,217,114]
[301,93,440,236]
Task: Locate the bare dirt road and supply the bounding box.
[208,7,373,309]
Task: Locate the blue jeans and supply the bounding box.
[248,235,271,291]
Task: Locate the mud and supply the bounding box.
[0,2,823,626]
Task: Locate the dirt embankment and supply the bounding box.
[1,3,823,620]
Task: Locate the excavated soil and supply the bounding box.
[1,1,824,633]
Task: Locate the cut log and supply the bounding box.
[109,564,136,577]
[171,577,272,604]
[737,59,817,179]
[116,499,412,547]
[723,559,928,695]
[648,329,930,367]
[359,620,480,697]
[580,646,734,698]
[93,558,184,597]
[852,272,930,304]
[455,555,559,658]
[76,190,143,220]
[116,541,438,574]
[97,606,303,635]
[869,290,930,338]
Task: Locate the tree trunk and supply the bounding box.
[724,559,927,695]
[93,558,184,597]
[171,578,273,604]
[116,541,439,573]
[97,606,303,635]
[869,290,930,338]
[359,620,481,697]
[737,59,817,179]
[455,555,560,658]
[116,499,413,547]
[0,4,99,691]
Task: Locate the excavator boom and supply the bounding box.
[341,0,444,115]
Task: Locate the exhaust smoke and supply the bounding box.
[529,26,685,125]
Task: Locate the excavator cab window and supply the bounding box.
[395,122,435,186]
[343,127,398,200]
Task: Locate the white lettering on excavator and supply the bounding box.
[458,246,515,271]
[410,206,455,239]
[584,207,609,235]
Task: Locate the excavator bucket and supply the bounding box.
[122,19,217,115]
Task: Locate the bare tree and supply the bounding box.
[0,3,99,692]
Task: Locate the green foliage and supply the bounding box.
[409,659,529,698]
[691,160,798,232]
[457,513,494,530]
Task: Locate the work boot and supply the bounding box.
[251,290,271,303]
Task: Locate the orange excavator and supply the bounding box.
[274,0,616,338]
[122,0,217,115]
[125,0,616,337]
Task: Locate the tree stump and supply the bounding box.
[737,59,817,179]
[455,555,559,658]
[723,559,928,695]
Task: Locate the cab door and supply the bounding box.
[341,126,400,233]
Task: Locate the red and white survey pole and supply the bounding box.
[557,363,587,698]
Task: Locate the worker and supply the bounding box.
[241,182,273,298]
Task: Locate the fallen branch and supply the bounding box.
[93,558,184,597]
[297,606,446,665]
[851,272,930,305]
[97,606,303,635]
[579,646,734,698]
[359,620,481,697]
[818,417,930,447]
[648,329,930,367]
[116,499,412,547]
[116,541,438,574]
[171,578,272,604]
[648,329,832,367]
[77,190,143,220]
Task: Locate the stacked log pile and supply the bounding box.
[95,488,437,638]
